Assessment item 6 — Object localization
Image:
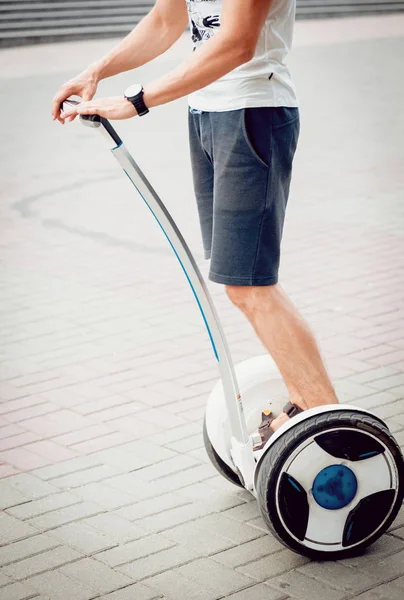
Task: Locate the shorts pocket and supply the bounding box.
[272,107,299,130]
[241,108,271,170]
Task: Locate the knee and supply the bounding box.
[225,285,272,315]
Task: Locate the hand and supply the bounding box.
[60,96,137,121]
[52,70,99,124]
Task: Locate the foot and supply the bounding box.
[269,412,290,432]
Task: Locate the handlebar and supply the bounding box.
[61,98,122,148]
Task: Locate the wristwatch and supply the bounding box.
[124,84,149,117]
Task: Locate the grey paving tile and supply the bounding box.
[0,581,39,600]
[2,546,82,580]
[0,482,30,510]
[71,482,137,510]
[341,581,404,600]
[82,513,148,543]
[211,536,283,568]
[96,534,175,567]
[26,570,96,600]
[101,584,161,600]
[118,545,203,581]
[32,457,101,481]
[6,492,80,520]
[176,558,253,596]
[270,570,348,600]
[0,534,59,567]
[226,584,284,600]
[4,474,59,499]
[26,502,103,531]
[46,521,118,554]
[50,466,120,489]
[238,548,309,581]
[135,501,215,533]
[298,561,381,594]
[144,570,221,600]
[60,558,133,594]
[0,513,39,544]
[116,492,189,521]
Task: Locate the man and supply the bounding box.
[52,0,338,434]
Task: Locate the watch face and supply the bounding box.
[125,83,143,98]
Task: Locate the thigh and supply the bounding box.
[188,110,214,258]
[208,108,299,286]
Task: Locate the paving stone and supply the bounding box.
[389,526,404,539]
[96,534,175,567]
[118,545,203,580]
[101,473,162,501]
[176,482,246,512]
[163,520,236,555]
[82,513,148,543]
[0,513,38,544]
[116,492,189,521]
[32,456,101,481]
[344,548,404,579]
[26,570,96,600]
[144,570,221,600]
[0,581,39,600]
[190,514,264,545]
[176,558,253,596]
[47,521,118,554]
[27,502,103,530]
[4,474,59,499]
[101,584,161,600]
[2,546,82,580]
[151,423,201,445]
[339,534,404,567]
[270,570,348,600]
[50,465,119,489]
[60,558,133,594]
[136,501,216,533]
[0,570,12,585]
[6,491,80,520]
[134,455,200,482]
[298,561,380,594]
[225,584,284,600]
[0,534,59,566]
[350,580,404,600]
[237,548,309,580]
[71,482,137,510]
[221,502,261,523]
[0,481,30,509]
[212,536,284,568]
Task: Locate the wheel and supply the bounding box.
[256,410,404,560]
[203,416,243,488]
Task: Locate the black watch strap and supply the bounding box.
[126,88,149,117]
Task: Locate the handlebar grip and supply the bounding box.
[61,99,101,124]
[60,98,122,148]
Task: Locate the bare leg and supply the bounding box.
[226,283,338,430]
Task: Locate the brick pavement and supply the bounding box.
[1,15,404,600]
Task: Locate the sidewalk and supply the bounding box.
[1,14,404,600]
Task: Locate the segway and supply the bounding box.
[62,100,404,559]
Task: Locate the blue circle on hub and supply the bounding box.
[312,465,357,510]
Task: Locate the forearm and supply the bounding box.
[88,8,187,82]
[144,33,252,108]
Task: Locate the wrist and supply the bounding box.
[85,63,103,84]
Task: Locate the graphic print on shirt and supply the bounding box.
[186,0,221,47]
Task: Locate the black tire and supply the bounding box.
[203,416,243,488]
[256,410,404,560]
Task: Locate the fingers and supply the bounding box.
[60,101,98,122]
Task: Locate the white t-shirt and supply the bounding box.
[186,0,298,112]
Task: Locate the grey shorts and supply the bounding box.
[188,106,300,286]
